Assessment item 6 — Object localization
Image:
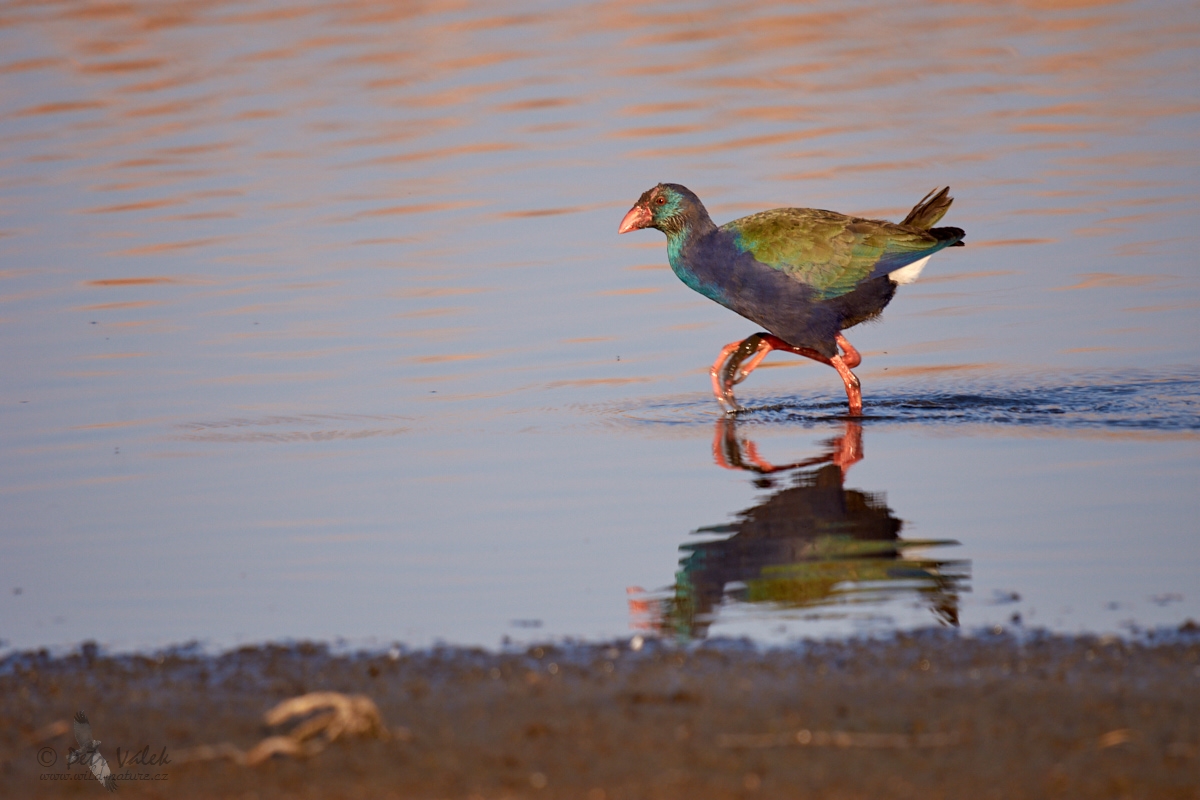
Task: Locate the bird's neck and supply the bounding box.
[665,214,718,263]
[665,216,727,303]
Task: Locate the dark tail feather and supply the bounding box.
[931,226,966,247]
[901,186,953,230]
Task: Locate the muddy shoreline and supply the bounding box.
[5,627,1199,799]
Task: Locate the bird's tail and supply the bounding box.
[903,187,964,247]
[931,225,966,248]
[901,187,953,230]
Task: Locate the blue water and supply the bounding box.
[1,0,1198,653]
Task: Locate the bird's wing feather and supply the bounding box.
[73,712,92,747]
[724,208,942,299]
[88,752,116,791]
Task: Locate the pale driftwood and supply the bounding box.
[172,692,397,766]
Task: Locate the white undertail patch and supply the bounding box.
[889,255,930,285]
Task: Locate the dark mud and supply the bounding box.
[5,628,1199,799]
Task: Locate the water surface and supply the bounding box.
[1,0,1198,652]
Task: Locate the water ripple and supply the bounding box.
[613,370,1200,434]
[175,413,410,444]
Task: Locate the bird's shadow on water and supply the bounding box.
[617,368,1200,434]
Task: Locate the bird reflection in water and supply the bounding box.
[629,419,968,639]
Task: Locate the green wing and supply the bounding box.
[724,208,941,300]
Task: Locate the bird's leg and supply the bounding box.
[711,333,838,412]
[710,339,746,412]
[831,333,863,415]
[835,332,861,368]
[830,354,862,416]
[741,333,862,416]
[727,336,773,386]
[710,334,768,413]
[711,332,865,415]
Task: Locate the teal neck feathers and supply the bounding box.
[666,222,725,303]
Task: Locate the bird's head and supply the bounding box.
[618,183,707,237]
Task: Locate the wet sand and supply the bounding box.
[5,627,1199,799]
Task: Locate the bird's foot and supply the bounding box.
[710,333,772,413]
[714,384,744,415]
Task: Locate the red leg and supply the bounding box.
[830,354,863,416]
[712,335,785,412]
[710,332,865,415]
[832,334,863,414]
[835,333,861,369]
[757,335,833,366]
[710,339,746,408]
[731,340,773,385]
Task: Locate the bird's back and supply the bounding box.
[676,204,959,354]
[723,207,955,300]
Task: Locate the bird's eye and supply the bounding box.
[655,196,666,205]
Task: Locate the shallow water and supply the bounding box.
[1,0,1198,653]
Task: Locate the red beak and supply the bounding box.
[618,204,652,234]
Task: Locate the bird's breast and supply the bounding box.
[670,235,822,329]
[667,235,732,305]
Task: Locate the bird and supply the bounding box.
[68,711,117,792]
[618,184,965,414]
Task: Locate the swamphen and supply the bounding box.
[618,184,965,414]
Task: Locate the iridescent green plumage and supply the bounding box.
[726,208,948,300]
